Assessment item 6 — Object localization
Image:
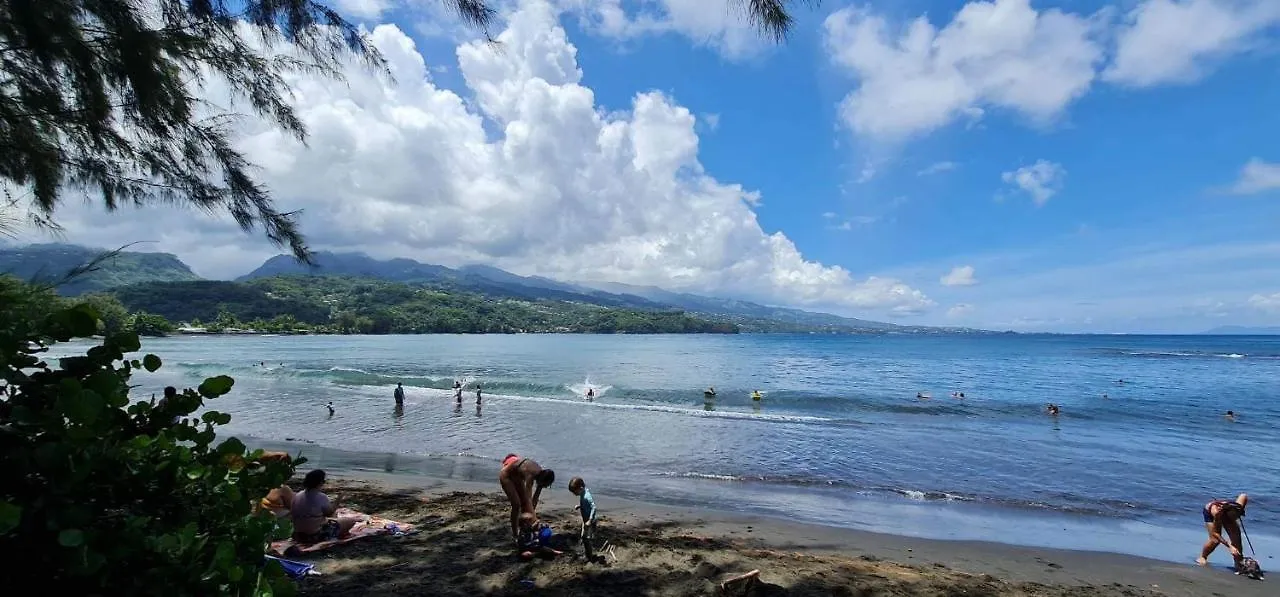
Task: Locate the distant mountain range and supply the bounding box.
[1199,325,1280,335]
[2,243,988,334]
[0,243,200,296]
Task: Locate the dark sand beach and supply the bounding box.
[291,474,1270,597]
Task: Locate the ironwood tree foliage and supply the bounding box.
[0,0,807,260]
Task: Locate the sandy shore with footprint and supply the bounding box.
[288,474,1270,597]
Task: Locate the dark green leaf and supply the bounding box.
[61,390,105,425]
[142,354,162,372]
[216,436,246,455]
[0,501,21,534]
[108,332,142,353]
[58,529,84,547]
[65,306,100,338]
[198,375,235,398]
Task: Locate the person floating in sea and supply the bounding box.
[1046,403,1060,416]
[1102,393,1109,400]
[393,382,405,407]
[751,390,763,402]
[1225,410,1237,422]
[326,402,335,417]
[499,454,555,546]
[916,392,930,400]
[1198,493,1249,569]
[586,387,595,401]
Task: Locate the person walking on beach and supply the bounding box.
[394,382,405,407]
[499,454,555,546]
[1198,493,1249,569]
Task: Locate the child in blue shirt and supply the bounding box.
[568,476,598,559]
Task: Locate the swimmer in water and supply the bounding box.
[751,390,762,401]
[916,392,930,400]
[1225,410,1236,422]
[1046,403,1060,416]
[326,402,334,417]
[586,387,595,401]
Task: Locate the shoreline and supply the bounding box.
[292,471,1271,596]
[244,436,1275,566]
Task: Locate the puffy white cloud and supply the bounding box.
[1001,160,1065,205]
[37,0,933,316]
[917,161,957,176]
[1248,292,1280,312]
[561,0,770,60]
[823,0,1104,141]
[1229,158,1280,195]
[1105,0,1280,87]
[947,303,975,318]
[940,265,978,287]
[333,0,393,20]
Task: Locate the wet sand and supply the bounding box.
[291,473,1270,596]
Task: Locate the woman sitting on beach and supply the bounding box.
[1198,493,1249,569]
[499,454,556,546]
[291,469,361,544]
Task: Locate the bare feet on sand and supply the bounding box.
[1196,557,1208,566]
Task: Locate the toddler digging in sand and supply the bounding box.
[569,476,598,560]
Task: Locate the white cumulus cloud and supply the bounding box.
[560,0,772,60]
[947,303,975,318]
[1229,158,1280,195]
[1248,292,1280,312]
[36,0,933,317]
[823,0,1105,141]
[1002,160,1066,205]
[1105,0,1280,87]
[941,265,978,287]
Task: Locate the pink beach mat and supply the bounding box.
[270,508,415,556]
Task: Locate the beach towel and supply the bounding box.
[264,555,318,580]
[269,508,416,556]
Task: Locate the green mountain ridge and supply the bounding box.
[0,243,200,296]
[1,244,991,334]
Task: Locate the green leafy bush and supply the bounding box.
[0,289,300,594]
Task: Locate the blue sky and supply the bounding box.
[388,0,1280,332]
[26,0,1280,333]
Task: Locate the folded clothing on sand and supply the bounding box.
[269,508,414,556]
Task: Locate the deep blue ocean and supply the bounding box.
[51,333,1280,562]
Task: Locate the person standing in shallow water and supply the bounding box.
[475,383,483,405]
[393,382,405,407]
